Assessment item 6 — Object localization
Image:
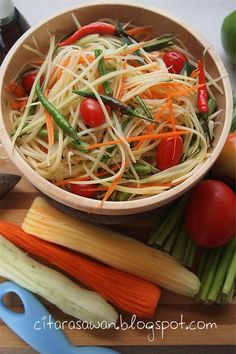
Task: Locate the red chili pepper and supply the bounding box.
[197,59,212,146]
[197,59,209,113]
[59,22,125,46]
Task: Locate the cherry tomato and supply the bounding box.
[185,180,235,248]
[162,51,188,74]
[211,133,236,182]
[21,73,43,95]
[80,98,105,127]
[70,183,97,198]
[156,136,183,170]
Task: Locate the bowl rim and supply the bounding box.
[0,0,233,215]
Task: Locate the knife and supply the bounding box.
[0,173,21,199]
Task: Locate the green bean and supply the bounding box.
[135,95,153,121]
[95,49,113,96]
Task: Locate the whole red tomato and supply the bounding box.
[185,180,235,247]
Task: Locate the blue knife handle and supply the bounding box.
[0,282,120,354]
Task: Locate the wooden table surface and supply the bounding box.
[0,147,235,350]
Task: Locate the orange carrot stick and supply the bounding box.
[55,165,121,187]
[88,130,189,150]
[126,25,155,37]
[44,111,54,145]
[55,176,91,187]
[0,222,161,319]
[115,59,127,100]
[100,161,128,206]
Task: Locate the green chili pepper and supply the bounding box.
[95,49,113,96]
[35,81,88,152]
[73,90,154,123]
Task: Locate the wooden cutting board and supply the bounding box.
[0,150,235,350]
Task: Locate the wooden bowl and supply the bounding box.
[0,1,233,217]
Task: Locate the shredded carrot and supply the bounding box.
[124,42,146,55]
[170,84,200,98]
[44,111,54,145]
[0,221,161,319]
[78,54,94,64]
[134,101,171,150]
[55,176,91,187]
[96,164,120,177]
[126,181,172,188]
[190,69,199,78]
[149,82,199,100]
[57,57,71,81]
[100,161,129,206]
[167,96,176,132]
[115,59,127,100]
[43,90,54,146]
[30,58,44,65]
[55,165,121,187]
[126,25,155,37]
[98,84,106,94]
[88,130,189,150]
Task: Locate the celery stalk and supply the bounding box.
[222,245,236,295]
[171,224,188,261]
[162,221,182,253]
[207,239,235,302]
[149,197,186,246]
[185,242,197,268]
[196,248,210,278]
[197,248,222,302]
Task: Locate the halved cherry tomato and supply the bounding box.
[156,136,183,170]
[80,98,105,127]
[70,183,97,198]
[162,51,188,74]
[185,180,235,248]
[21,73,43,95]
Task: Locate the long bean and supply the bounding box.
[94,49,113,96]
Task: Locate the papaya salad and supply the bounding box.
[6,18,224,204]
